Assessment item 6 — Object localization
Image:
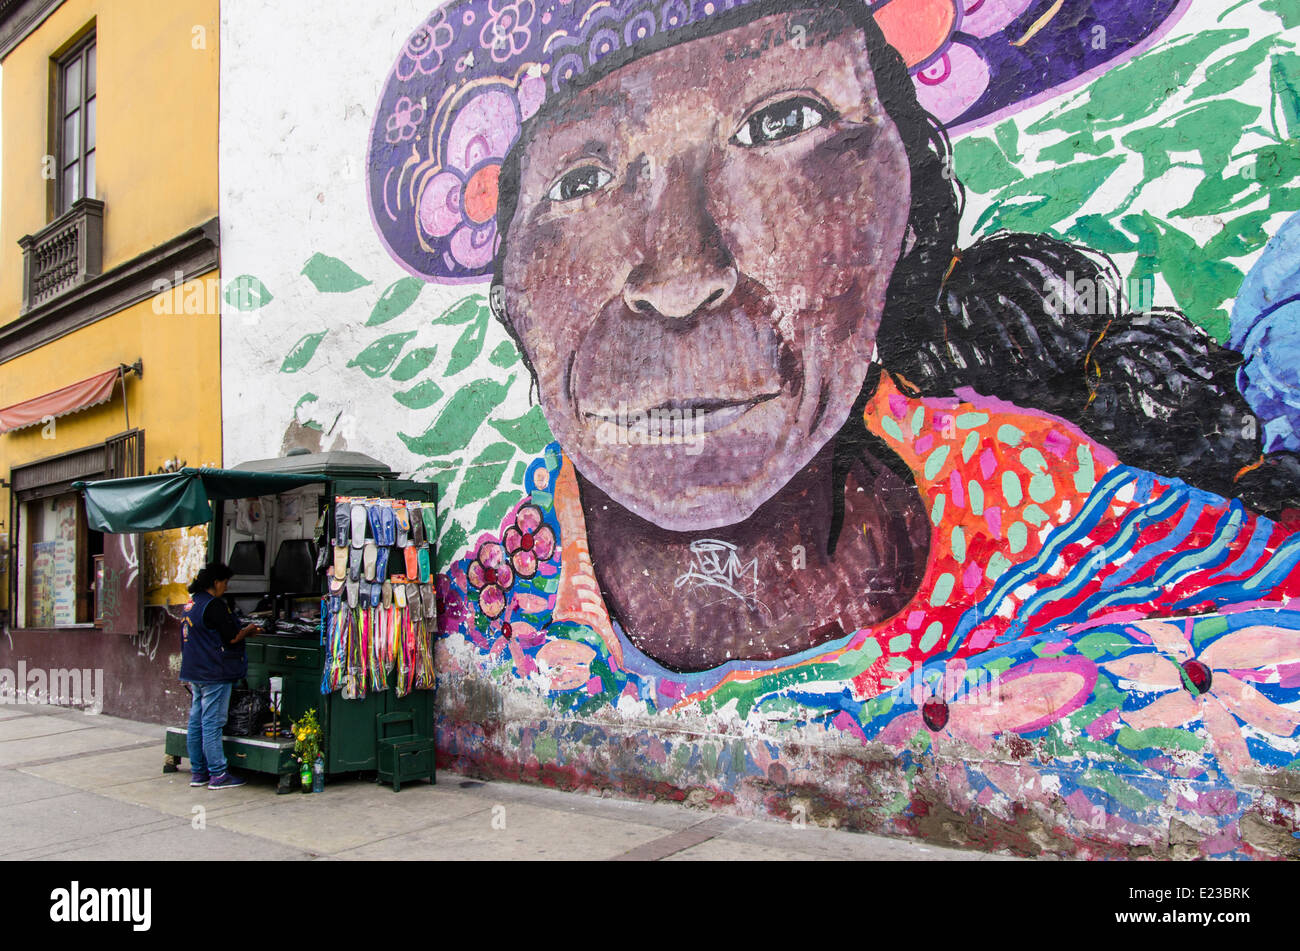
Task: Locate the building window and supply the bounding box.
[56,34,96,215]
[18,492,99,627]
[8,431,140,630]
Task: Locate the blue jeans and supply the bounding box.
[187,681,233,777]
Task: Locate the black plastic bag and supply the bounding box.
[225,682,272,737]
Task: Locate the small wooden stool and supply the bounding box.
[375,712,435,792]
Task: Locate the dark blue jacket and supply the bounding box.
[179,591,247,682]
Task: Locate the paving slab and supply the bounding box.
[666,837,830,860]
[447,778,719,833]
[0,707,35,720]
[0,715,99,742]
[0,728,156,767]
[84,771,277,820]
[210,780,487,854]
[38,818,317,861]
[0,767,81,808]
[19,745,170,791]
[0,790,178,858]
[338,800,670,860]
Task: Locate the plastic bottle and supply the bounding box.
[313,755,325,793]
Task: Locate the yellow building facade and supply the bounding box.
[0,0,220,718]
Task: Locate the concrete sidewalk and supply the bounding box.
[0,703,1013,861]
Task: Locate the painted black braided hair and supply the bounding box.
[850,1,1300,519]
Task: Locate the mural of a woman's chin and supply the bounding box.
[500,8,912,530]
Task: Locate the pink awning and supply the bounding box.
[0,367,121,434]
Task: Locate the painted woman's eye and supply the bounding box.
[547,165,613,202]
[733,97,833,147]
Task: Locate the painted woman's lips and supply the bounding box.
[585,392,780,437]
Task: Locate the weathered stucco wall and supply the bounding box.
[221,0,1300,857]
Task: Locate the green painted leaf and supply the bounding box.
[1272,53,1300,139]
[437,521,468,571]
[432,294,488,325]
[1202,210,1273,260]
[1037,132,1113,166]
[1190,35,1274,103]
[1142,214,1244,336]
[474,490,521,534]
[489,405,553,454]
[976,157,1123,235]
[393,379,445,409]
[489,340,519,368]
[348,331,417,378]
[301,253,372,293]
[398,376,513,456]
[473,441,517,464]
[458,461,511,507]
[445,308,488,377]
[281,331,327,373]
[1065,215,1138,255]
[391,346,437,382]
[366,278,424,326]
[993,120,1019,161]
[224,274,273,311]
[1122,100,1259,187]
[1262,0,1300,29]
[293,393,321,429]
[953,137,1020,194]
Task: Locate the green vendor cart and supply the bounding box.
[76,450,437,794]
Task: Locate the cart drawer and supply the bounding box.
[262,644,320,670]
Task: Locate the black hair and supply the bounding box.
[188,562,234,596]
[492,0,1300,521]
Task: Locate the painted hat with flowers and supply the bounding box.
[368,0,1191,284]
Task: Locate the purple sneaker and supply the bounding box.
[189,771,210,787]
[207,772,246,789]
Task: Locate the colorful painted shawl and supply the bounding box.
[438,376,1300,828]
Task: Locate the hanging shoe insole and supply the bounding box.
[350,503,368,548]
[416,546,431,583]
[420,583,437,620]
[381,580,393,609]
[333,545,347,578]
[394,505,410,547]
[394,582,408,610]
[408,504,425,546]
[381,505,396,546]
[421,506,437,546]
[370,581,383,607]
[404,545,420,579]
[405,583,423,619]
[346,579,359,609]
[348,546,362,582]
[335,504,351,548]
[376,545,391,581]
[363,541,378,582]
[359,584,371,610]
[368,504,384,542]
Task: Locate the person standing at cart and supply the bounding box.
[180,563,260,789]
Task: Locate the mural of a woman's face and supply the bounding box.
[501,8,912,531]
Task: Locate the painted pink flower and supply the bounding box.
[467,538,514,619]
[396,12,454,80]
[502,504,556,579]
[479,0,534,62]
[1104,620,1300,777]
[880,656,1096,752]
[385,96,425,144]
[417,88,519,272]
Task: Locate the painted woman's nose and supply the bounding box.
[623,153,738,321]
